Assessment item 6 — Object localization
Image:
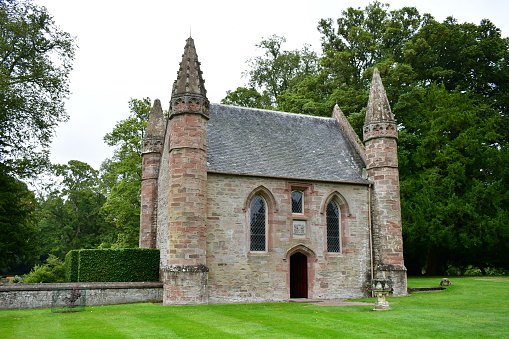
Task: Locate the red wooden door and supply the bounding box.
[290,252,308,298]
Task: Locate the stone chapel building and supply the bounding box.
[139,37,407,305]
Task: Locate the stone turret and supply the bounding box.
[363,68,407,296]
[163,37,209,305]
[140,99,165,248]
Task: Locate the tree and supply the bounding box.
[398,85,509,275]
[404,17,509,115]
[37,160,112,258]
[232,35,319,108]
[0,163,38,268]
[0,0,76,177]
[223,2,509,274]
[0,0,75,272]
[396,14,509,275]
[100,98,152,248]
[226,2,429,118]
[318,2,427,82]
[311,4,509,274]
[275,1,428,118]
[221,87,272,109]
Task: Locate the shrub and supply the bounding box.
[8,275,23,283]
[23,255,65,283]
[445,265,509,276]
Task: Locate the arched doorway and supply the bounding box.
[290,252,308,298]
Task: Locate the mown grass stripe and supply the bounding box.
[210,304,343,337]
[151,308,254,337]
[0,277,508,338]
[89,306,180,338]
[52,309,131,339]
[178,306,310,338]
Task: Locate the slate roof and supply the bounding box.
[207,104,368,183]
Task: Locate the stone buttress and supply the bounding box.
[140,99,165,248]
[162,37,209,305]
[363,68,407,296]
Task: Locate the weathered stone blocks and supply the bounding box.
[0,282,163,310]
[205,173,372,303]
[162,266,209,305]
[363,68,407,296]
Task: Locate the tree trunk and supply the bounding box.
[426,247,445,275]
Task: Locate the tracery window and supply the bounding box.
[291,191,303,214]
[326,200,341,253]
[250,195,266,251]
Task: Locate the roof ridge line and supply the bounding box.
[212,103,335,120]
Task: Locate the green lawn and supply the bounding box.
[1,276,508,338]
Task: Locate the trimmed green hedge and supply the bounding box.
[64,250,80,282]
[65,248,160,282]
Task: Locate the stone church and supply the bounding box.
[139,37,407,305]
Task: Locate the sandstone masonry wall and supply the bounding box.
[205,173,372,303]
[156,127,170,269]
[140,149,161,248]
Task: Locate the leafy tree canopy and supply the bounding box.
[37,160,113,259]
[398,85,509,274]
[0,0,75,272]
[221,35,319,109]
[0,163,38,268]
[223,1,509,275]
[0,0,76,177]
[100,98,152,248]
[222,87,272,109]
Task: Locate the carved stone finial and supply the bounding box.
[169,37,209,119]
[172,37,207,97]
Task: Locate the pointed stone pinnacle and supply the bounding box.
[146,99,165,138]
[365,68,394,124]
[172,37,207,97]
[332,103,344,121]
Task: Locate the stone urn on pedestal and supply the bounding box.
[372,279,393,311]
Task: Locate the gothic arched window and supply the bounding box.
[326,200,341,252]
[250,195,266,251]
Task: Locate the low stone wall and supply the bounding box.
[0,282,163,310]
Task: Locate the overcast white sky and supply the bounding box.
[34,0,509,170]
